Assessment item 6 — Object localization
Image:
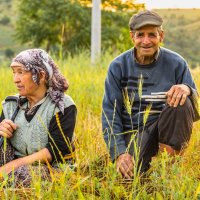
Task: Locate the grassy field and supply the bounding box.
[0,52,200,199]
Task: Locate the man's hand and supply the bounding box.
[116,153,134,179]
[166,84,191,107]
[0,119,17,138]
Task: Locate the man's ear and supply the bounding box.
[159,30,164,43]
[130,31,135,43]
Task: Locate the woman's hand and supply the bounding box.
[0,148,52,175]
[0,119,17,138]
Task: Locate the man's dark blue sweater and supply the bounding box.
[102,47,198,161]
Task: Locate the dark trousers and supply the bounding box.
[125,98,195,173]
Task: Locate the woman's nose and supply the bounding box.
[13,74,20,83]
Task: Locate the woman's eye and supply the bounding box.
[13,70,24,75]
[16,71,23,75]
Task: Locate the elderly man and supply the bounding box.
[102,10,199,179]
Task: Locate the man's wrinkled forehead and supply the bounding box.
[133,25,160,34]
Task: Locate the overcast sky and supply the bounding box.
[136,0,200,9]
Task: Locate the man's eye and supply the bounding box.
[136,33,144,38]
[149,33,157,38]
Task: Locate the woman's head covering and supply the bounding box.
[11,49,68,114]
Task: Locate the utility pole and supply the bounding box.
[91,0,101,64]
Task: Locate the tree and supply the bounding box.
[16,0,144,55]
[5,48,15,59]
[80,0,144,11]
[16,0,90,54]
[16,0,71,51]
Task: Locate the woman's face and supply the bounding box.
[12,65,41,97]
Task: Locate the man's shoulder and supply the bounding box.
[160,47,186,63]
[111,49,133,64]
[108,49,133,71]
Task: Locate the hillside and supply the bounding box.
[155,9,200,67]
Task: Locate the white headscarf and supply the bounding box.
[11,49,69,114]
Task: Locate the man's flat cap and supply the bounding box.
[129,10,163,31]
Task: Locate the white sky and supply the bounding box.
[136,0,200,9]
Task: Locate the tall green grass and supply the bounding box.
[0,52,200,199]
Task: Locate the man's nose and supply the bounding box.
[142,35,151,44]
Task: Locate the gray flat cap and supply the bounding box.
[129,10,163,31]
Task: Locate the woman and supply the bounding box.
[0,49,77,187]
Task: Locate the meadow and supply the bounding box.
[0,52,200,199]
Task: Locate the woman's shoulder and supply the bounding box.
[63,94,76,108]
[2,94,19,106]
[1,94,20,119]
[52,94,76,114]
[54,94,76,113]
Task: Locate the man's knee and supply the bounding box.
[163,97,195,123]
[158,97,194,153]
[178,97,193,112]
[168,97,194,114]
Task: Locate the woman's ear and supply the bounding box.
[39,71,46,84]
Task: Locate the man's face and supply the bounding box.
[130,25,164,59]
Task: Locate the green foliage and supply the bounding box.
[16,0,71,51]
[101,0,144,11]
[61,2,91,55]
[101,10,133,53]
[15,0,142,55]
[16,0,93,55]
[81,0,144,11]
[4,48,15,59]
